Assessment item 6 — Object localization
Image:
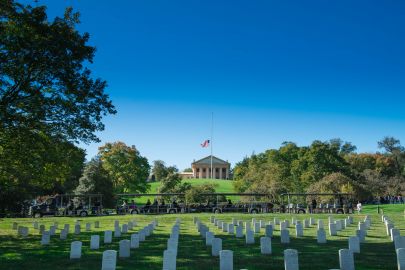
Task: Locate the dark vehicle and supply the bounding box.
[116,193,184,215]
[29,194,103,218]
[280,193,354,214]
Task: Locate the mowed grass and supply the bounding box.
[135,179,235,204]
[0,204,404,269]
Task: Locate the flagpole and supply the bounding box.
[210,112,213,179]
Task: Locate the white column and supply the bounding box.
[219,167,223,179]
[199,167,203,179]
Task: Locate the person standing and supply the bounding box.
[356,201,362,214]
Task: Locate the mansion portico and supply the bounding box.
[191,155,230,179]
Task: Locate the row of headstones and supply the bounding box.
[382,215,405,270]
[162,218,181,270]
[69,219,158,267]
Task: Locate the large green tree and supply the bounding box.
[99,142,150,193]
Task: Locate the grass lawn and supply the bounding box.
[135,179,236,204]
[0,204,403,269]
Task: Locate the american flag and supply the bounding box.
[201,139,210,148]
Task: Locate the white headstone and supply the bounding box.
[309,217,315,226]
[395,236,405,250]
[74,224,81,235]
[348,236,360,253]
[317,228,327,244]
[70,241,82,259]
[281,229,290,244]
[339,249,354,270]
[260,220,266,228]
[12,222,18,230]
[41,231,50,245]
[163,249,176,270]
[90,235,100,250]
[245,230,254,244]
[122,224,128,234]
[104,230,112,244]
[397,248,405,270]
[49,225,56,236]
[95,221,100,228]
[206,231,214,246]
[356,229,366,243]
[86,223,91,231]
[119,240,130,258]
[317,220,324,230]
[139,229,146,242]
[60,229,67,240]
[236,225,244,238]
[280,221,287,231]
[254,222,260,234]
[212,238,222,256]
[391,228,400,242]
[228,223,234,235]
[33,221,39,229]
[295,223,303,237]
[130,233,139,248]
[303,219,309,228]
[274,218,280,225]
[265,224,273,238]
[220,250,233,270]
[114,226,121,237]
[284,249,299,270]
[222,222,228,232]
[260,237,272,254]
[329,223,337,236]
[101,250,117,270]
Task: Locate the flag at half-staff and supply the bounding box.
[201,139,210,148]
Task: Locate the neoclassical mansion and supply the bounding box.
[180,155,231,180]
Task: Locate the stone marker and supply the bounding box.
[295,223,303,237]
[391,228,400,242]
[60,229,67,240]
[206,231,214,246]
[303,219,309,228]
[163,249,176,270]
[64,224,70,234]
[284,249,299,270]
[260,220,266,228]
[122,224,128,234]
[104,230,112,244]
[12,222,18,230]
[212,238,222,256]
[335,220,342,231]
[49,225,56,236]
[90,235,100,250]
[227,223,234,234]
[236,225,244,238]
[260,237,272,254]
[246,230,255,244]
[317,220,324,230]
[395,236,405,250]
[41,231,50,245]
[139,230,146,242]
[39,224,45,234]
[130,234,139,249]
[274,218,280,226]
[245,222,251,232]
[119,240,130,258]
[114,226,121,238]
[33,221,39,229]
[386,223,394,236]
[397,248,405,270]
[220,250,233,270]
[280,221,287,231]
[356,229,366,243]
[95,221,100,228]
[74,224,81,235]
[222,222,228,233]
[101,250,117,270]
[70,241,82,259]
[329,223,337,236]
[114,220,119,228]
[309,217,315,226]
[265,224,273,238]
[348,236,360,253]
[86,223,91,231]
[281,229,290,244]
[317,228,327,244]
[339,249,354,270]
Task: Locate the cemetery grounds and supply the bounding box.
[0,205,402,270]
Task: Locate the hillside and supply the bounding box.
[149,178,235,193]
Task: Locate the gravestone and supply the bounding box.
[101,250,117,270]
[41,231,50,245]
[329,223,337,236]
[163,249,176,270]
[284,249,299,270]
[228,223,234,234]
[260,220,266,228]
[222,222,228,232]
[386,223,394,236]
[39,224,45,234]
[339,249,354,270]
[317,228,326,244]
[317,220,324,230]
[206,231,214,246]
[356,229,366,243]
[12,222,18,230]
[114,220,119,228]
[280,221,287,231]
[281,229,290,244]
[86,223,91,231]
[139,230,146,242]
[328,216,334,224]
[64,224,70,234]
[232,218,237,225]
[212,238,222,256]
[284,220,290,228]
[348,236,360,253]
[265,224,273,238]
[303,219,309,228]
[344,219,349,228]
[128,222,133,231]
[130,233,139,248]
[33,221,39,229]
[104,230,112,244]
[335,220,342,231]
[295,223,303,237]
[397,248,405,270]
[119,240,130,258]
[260,237,272,254]
[245,222,251,232]
[114,226,121,238]
[309,217,315,226]
[220,250,233,270]
[274,218,280,226]
[70,241,82,259]
[90,235,100,250]
[254,222,260,234]
[246,230,254,244]
[358,222,367,234]
[167,237,178,257]
[20,227,28,237]
[210,216,215,223]
[60,229,67,240]
[74,224,81,235]
[122,224,128,234]
[395,236,405,250]
[291,217,297,226]
[391,228,400,242]
[236,225,244,238]
[95,221,100,228]
[49,225,56,236]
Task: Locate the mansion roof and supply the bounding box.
[192,155,230,166]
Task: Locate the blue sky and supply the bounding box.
[25,0,405,170]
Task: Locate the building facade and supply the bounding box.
[191,155,230,179]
